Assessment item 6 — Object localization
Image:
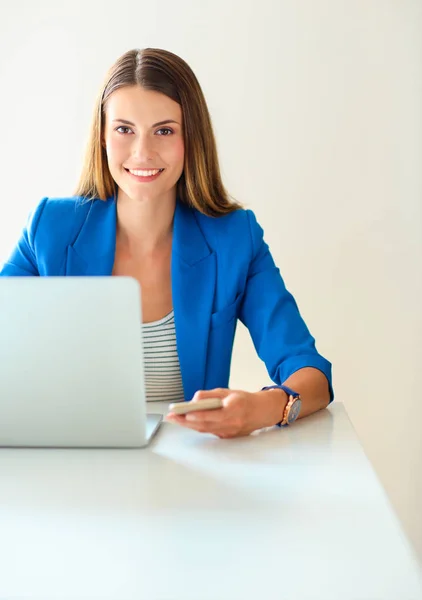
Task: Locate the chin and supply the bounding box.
[123,188,175,205]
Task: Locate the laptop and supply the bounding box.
[0,276,162,448]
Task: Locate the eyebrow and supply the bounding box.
[112,118,180,128]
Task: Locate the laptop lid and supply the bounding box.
[0,276,159,448]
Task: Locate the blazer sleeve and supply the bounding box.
[0,198,48,276]
[239,210,334,401]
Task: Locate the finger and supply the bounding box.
[191,388,229,402]
[221,391,244,408]
[167,415,244,438]
[165,412,182,420]
[166,400,226,421]
[166,413,213,433]
[166,412,237,435]
[188,392,244,420]
[185,408,230,423]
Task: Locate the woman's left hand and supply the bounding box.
[165,388,285,438]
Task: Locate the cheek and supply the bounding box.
[106,136,127,164]
[167,138,185,168]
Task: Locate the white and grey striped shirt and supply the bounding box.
[142,310,185,403]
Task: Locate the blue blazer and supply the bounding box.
[0,195,333,402]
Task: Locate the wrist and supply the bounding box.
[255,389,288,427]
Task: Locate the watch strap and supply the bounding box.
[261,384,301,427]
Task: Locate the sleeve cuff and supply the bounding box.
[265,354,334,403]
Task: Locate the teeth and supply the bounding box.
[128,168,162,177]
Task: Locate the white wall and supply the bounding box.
[1,0,421,563]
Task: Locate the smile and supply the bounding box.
[127,168,164,176]
[124,167,165,182]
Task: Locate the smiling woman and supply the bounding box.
[102,85,185,202]
[74,48,241,216]
[0,47,333,438]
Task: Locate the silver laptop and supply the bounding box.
[0,277,162,448]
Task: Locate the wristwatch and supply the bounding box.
[262,384,302,427]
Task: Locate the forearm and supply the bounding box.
[283,366,331,419]
[256,367,331,427]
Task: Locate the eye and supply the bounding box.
[115,126,133,134]
[156,127,174,136]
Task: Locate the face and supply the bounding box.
[103,85,184,204]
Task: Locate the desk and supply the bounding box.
[0,403,420,600]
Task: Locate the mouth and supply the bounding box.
[124,167,165,182]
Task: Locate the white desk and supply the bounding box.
[0,403,420,600]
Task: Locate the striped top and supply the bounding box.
[142,310,185,403]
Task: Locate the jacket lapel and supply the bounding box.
[171,201,216,400]
[66,194,215,401]
[65,194,117,276]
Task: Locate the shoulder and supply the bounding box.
[194,206,264,258]
[28,194,93,223]
[30,195,91,219]
[27,195,91,224]
[25,195,93,247]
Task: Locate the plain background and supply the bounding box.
[0,0,421,565]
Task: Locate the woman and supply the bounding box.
[0,47,333,438]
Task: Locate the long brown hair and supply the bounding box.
[74,48,242,216]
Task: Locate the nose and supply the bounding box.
[131,133,155,163]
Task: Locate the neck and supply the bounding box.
[115,189,176,255]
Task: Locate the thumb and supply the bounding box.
[191,388,229,402]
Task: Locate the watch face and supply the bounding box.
[287,399,302,424]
